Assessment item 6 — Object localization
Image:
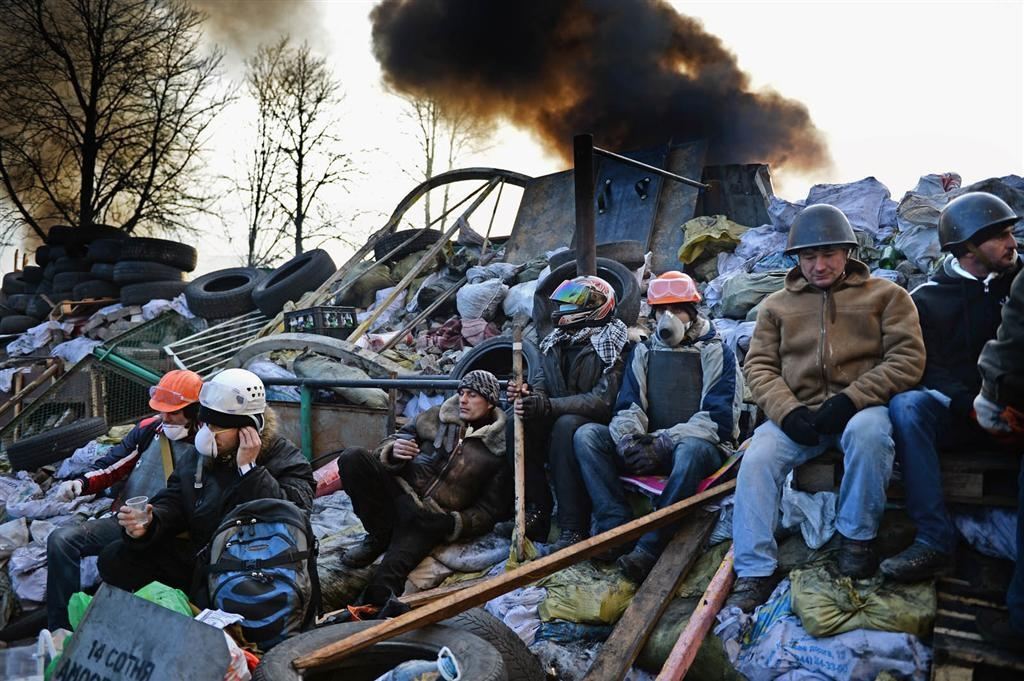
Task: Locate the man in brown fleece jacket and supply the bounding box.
[726,204,926,612]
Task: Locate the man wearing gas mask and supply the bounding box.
[98,368,314,596]
[571,271,742,580]
[508,275,630,546]
[45,369,203,630]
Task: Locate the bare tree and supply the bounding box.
[0,0,231,241]
[399,94,491,229]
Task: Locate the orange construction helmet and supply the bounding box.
[647,271,701,306]
[148,369,203,413]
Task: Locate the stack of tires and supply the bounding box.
[111,237,197,306]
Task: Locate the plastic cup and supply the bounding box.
[124,495,149,514]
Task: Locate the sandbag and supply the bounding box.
[677,215,748,264]
[894,223,942,275]
[789,564,936,638]
[636,597,741,679]
[537,562,635,625]
[456,278,508,320]
[807,177,893,238]
[502,280,538,320]
[292,352,389,409]
[717,271,787,320]
[391,249,441,282]
[338,263,395,309]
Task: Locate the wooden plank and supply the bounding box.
[292,479,736,670]
[583,511,716,681]
[933,665,974,681]
[512,325,527,562]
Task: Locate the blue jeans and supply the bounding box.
[46,515,122,630]
[889,390,960,554]
[573,423,722,556]
[733,406,895,578]
[1012,458,1024,632]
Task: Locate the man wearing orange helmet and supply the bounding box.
[45,369,203,630]
[509,274,630,544]
[572,272,742,580]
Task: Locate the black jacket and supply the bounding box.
[979,265,1024,408]
[534,342,627,423]
[912,255,1022,419]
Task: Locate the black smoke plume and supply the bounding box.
[371,0,831,171]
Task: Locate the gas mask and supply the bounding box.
[161,424,189,441]
[655,310,691,347]
[194,425,218,458]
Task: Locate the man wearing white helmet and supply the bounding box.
[98,368,315,596]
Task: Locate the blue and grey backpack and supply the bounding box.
[206,498,320,649]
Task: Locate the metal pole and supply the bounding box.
[300,385,314,462]
[574,134,597,277]
[593,147,709,190]
[257,377,507,391]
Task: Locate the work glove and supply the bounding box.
[812,393,857,435]
[55,479,83,502]
[652,431,676,459]
[518,394,551,420]
[781,407,820,446]
[619,434,661,476]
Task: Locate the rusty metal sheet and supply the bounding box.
[648,140,709,274]
[504,169,576,264]
[271,400,389,457]
[698,164,774,228]
[587,144,670,248]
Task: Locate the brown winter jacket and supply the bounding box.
[745,259,926,425]
[378,396,509,542]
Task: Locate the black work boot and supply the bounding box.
[725,576,779,613]
[879,541,952,583]
[342,534,389,568]
[617,548,658,583]
[524,506,552,543]
[549,529,587,552]
[837,536,878,579]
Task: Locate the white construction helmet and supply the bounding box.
[198,368,267,430]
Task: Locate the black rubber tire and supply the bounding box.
[34,245,51,267]
[444,608,544,681]
[113,260,186,285]
[0,303,15,318]
[53,271,95,291]
[69,224,125,246]
[47,245,68,262]
[86,238,124,264]
[548,239,647,271]
[450,335,544,387]
[5,294,32,314]
[252,620,505,681]
[121,237,197,272]
[72,279,120,300]
[90,263,116,281]
[184,267,263,318]
[6,417,109,471]
[35,279,52,295]
[251,249,336,317]
[120,281,188,306]
[0,315,39,334]
[374,228,443,262]
[533,256,642,337]
[45,225,75,246]
[20,266,43,284]
[51,257,91,275]
[2,272,32,295]
[26,296,55,319]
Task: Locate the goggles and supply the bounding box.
[648,276,695,301]
[199,381,250,414]
[149,385,192,407]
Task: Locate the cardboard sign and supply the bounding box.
[51,584,228,681]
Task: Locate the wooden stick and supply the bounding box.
[0,361,60,421]
[512,323,527,562]
[655,546,736,681]
[378,277,467,353]
[584,510,716,681]
[292,479,736,670]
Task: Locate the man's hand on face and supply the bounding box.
[236,427,261,467]
[391,437,420,461]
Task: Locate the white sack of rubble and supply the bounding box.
[457,277,508,320]
[292,352,389,409]
[503,280,538,320]
[807,177,893,239]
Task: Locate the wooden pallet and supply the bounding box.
[931,579,1024,681]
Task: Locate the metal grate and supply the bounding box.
[164,311,268,378]
[97,312,204,376]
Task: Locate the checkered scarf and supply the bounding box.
[540,317,629,368]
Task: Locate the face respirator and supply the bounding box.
[194,425,219,458]
[656,310,691,347]
[161,424,189,441]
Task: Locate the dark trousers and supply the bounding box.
[1012,458,1024,632]
[521,414,595,527]
[97,536,194,596]
[337,447,446,606]
[46,515,122,630]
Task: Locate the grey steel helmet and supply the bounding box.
[938,191,1020,251]
[784,204,858,255]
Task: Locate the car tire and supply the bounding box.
[34,245,51,267]
[184,267,264,318]
[53,271,95,292]
[50,257,91,275]
[450,335,544,387]
[20,266,43,284]
[251,249,336,317]
[90,263,116,281]
[444,608,544,681]
[533,256,642,337]
[113,260,186,285]
[5,294,32,314]
[374,228,443,262]
[121,237,198,272]
[85,238,124,264]
[6,417,109,471]
[2,272,33,296]
[72,280,121,300]
[547,239,647,271]
[0,315,40,335]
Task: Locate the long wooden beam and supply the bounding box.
[293,479,736,670]
[583,510,717,681]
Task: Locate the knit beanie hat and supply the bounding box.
[458,370,501,406]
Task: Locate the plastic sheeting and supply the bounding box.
[432,532,511,573]
[55,441,113,479]
[0,518,31,562]
[678,215,749,264]
[780,472,837,550]
[502,280,538,320]
[717,271,787,320]
[6,320,74,357]
[456,278,508,320]
[403,392,445,421]
[10,542,47,604]
[894,224,942,275]
[467,263,519,285]
[0,366,32,393]
[245,358,302,402]
[806,177,893,240]
[953,506,1017,562]
[485,586,546,646]
[142,293,195,320]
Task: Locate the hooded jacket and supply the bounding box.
[912,254,1022,418]
[128,408,315,554]
[378,396,509,542]
[745,259,926,425]
[979,265,1024,408]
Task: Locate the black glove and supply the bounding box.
[519,394,551,420]
[812,393,857,435]
[415,509,456,537]
[652,431,675,458]
[619,434,661,475]
[781,407,820,446]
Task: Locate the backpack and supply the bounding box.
[206,498,321,649]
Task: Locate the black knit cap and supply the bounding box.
[458,370,501,405]
[198,405,264,431]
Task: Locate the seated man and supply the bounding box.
[46,369,203,630]
[727,204,926,612]
[338,370,509,607]
[510,275,629,544]
[99,368,314,598]
[884,192,1021,582]
[572,271,742,580]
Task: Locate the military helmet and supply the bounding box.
[938,191,1020,251]
[784,204,858,255]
